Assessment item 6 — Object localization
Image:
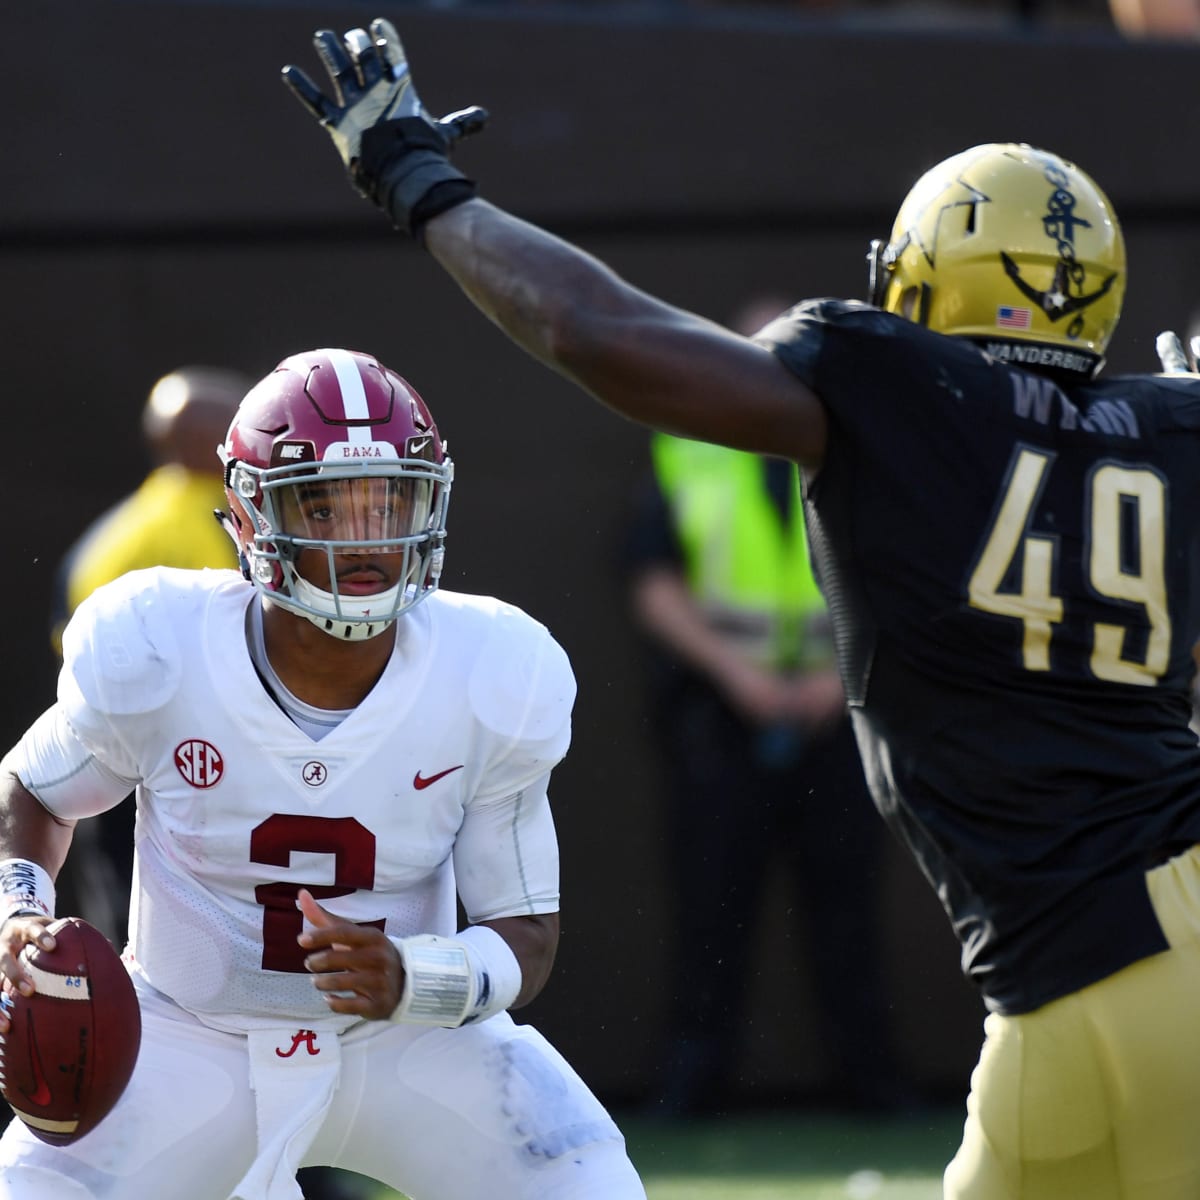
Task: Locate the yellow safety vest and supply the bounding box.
[651,433,831,670]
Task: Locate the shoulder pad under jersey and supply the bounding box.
[59,567,201,715]
[436,593,576,745]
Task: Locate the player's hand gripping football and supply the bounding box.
[296,888,404,1021]
[0,915,55,1031]
[1155,330,1200,374]
[282,18,488,234]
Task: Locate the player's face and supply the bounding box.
[278,476,428,594]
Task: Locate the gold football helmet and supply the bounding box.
[867,143,1125,376]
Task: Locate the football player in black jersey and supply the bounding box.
[286,20,1200,1198]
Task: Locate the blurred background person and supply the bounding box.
[621,298,914,1117]
[1108,0,1200,34]
[49,365,250,658]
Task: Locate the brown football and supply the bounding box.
[0,917,141,1145]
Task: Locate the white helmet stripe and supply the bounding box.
[327,348,371,422]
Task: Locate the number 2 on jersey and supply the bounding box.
[250,814,381,972]
[968,446,1170,685]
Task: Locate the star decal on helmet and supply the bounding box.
[1000,253,1119,324]
[894,174,991,270]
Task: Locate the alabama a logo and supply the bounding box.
[301,761,328,788]
[275,1029,321,1058]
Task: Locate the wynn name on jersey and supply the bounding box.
[1010,372,1140,436]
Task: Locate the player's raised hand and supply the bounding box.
[282,20,424,172]
[1155,330,1199,374]
[282,19,488,235]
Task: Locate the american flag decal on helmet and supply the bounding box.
[996,305,1032,330]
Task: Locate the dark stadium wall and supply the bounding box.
[5,1,1198,1102]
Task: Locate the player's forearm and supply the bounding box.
[426,200,654,380]
[425,199,827,461]
[480,911,559,1008]
[426,202,732,428]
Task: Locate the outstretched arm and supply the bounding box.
[424,200,827,464]
[283,20,828,466]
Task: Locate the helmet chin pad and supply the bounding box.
[290,572,402,641]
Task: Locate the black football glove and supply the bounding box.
[1155,330,1200,375]
[282,18,488,236]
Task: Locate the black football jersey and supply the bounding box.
[761,299,1200,1014]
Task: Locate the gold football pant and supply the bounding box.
[945,844,1200,1199]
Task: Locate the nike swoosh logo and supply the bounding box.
[413,765,464,790]
[21,1011,53,1108]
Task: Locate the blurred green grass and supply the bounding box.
[620,1108,960,1199]
[360,1106,963,1200]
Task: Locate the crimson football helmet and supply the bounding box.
[219,348,453,641]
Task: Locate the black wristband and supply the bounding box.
[410,178,478,238]
[357,118,478,237]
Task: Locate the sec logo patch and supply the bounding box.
[174,739,224,788]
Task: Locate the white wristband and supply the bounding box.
[389,925,522,1027]
[0,858,56,924]
[458,924,523,1024]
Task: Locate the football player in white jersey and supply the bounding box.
[0,348,647,1200]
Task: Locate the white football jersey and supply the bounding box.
[49,567,573,1033]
